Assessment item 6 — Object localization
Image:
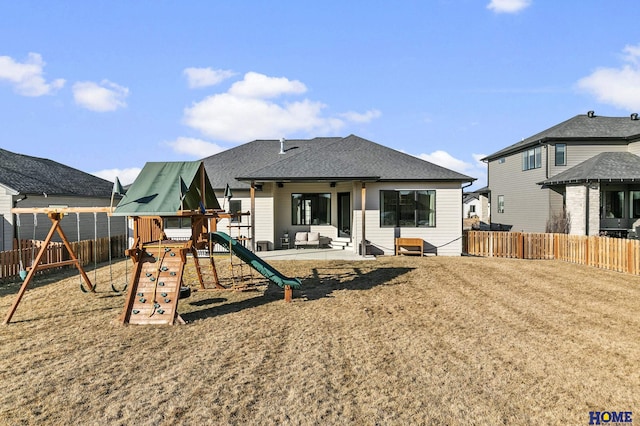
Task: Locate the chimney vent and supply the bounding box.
[279,138,285,154]
[631,113,639,120]
[587,110,595,118]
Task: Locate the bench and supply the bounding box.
[395,237,424,256]
[295,231,330,249]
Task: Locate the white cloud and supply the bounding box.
[183,67,235,88]
[0,52,65,96]
[92,167,141,186]
[418,150,487,188]
[183,72,363,142]
[487,0,531,13]
[341,109,382,123]
[165,137,227,157]
[577,44,640,111]
[72,80,129,112]
[228,71,307,99]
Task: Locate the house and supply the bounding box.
[482,112,640,236]
[462,190,490,230]
[201,135,475,256]
[0,148,124,251]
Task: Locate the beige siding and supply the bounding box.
[488,147,550,232]
[353,182,463,256]
[548,142,628,177]
[629,141,640,156]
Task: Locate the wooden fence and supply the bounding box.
[464,231,640,276]
[0,235,128,281]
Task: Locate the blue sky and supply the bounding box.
[2,1,640,190]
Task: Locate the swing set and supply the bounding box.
[3,206,128,325]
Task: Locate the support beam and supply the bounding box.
[361,182,366,257]
[3,212,94,325]
[250,181,256,253]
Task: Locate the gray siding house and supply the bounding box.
[201,135,475,256]
[483,112,640,236]
[0,148,124,251]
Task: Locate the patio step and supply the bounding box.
[330,237,352,250]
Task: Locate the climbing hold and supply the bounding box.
[137,292,144,297]
[154,303,161,308]
[170,252,176,257]
[149,277,156,282]
[170,272,176,276]
[132,310,140,314]
[165,247,171,252]
[164,298,171,303]
[161,292,167,297]
[145,272,152,277]
[159,282,165,286]
[157,309,165,314]
[161,266,169,272]
[139,298,146,303]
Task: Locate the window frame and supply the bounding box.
[497,195,505,213]
[522,146,542,171]
[555,143,566,166]
[380,190,436,228]
[229,200,242,223]
[291,193,331,226]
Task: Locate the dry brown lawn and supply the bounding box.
[0,255,639,425]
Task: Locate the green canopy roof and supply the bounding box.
[112,161,220,216]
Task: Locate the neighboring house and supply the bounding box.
[462,190,490,230]
[483,112,640,236]
[0,148,124,251]
[202,135,475,256]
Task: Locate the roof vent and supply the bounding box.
[631,113,639,121]
[587,110,595,118]
[279,138,285,154]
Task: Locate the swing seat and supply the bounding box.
[179,286,191,299]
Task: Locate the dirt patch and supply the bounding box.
[1,255,638,424]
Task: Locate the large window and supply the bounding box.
[603,191,624,218]
[555,144,566,166]
[229,200,242,223]
[164,217,191,229]
[632,191,640,219]
[522,147,542,170]
[497,195,505,213]
[380,190,435,227]
[292,193,330,225]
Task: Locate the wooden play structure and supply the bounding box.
[3,161,302,326]
[115,161,301,325]
[2,207,110,325]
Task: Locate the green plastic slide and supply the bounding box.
[209,232,302,289]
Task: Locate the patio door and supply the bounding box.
[338,192,351,238]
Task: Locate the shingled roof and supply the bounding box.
[202,135,474,189]
[0,148,114,197]
[539,152,640,185]
[484,114,640,161]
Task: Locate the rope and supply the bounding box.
[149,240,167,317]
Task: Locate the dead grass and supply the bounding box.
[0,255,639,425]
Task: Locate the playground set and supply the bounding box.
[3,161,302,325]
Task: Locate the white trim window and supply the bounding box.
[522,147,542,171]
[497,195,505,213]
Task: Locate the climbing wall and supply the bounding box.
[121,243,188,325]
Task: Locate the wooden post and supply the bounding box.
[3,212,94,325]
[250,181,256,253]
[361,182,366,257]
[284,285,292,302]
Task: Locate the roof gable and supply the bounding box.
[539,152,640,185]
[203,135,474,187]
[485,114,640,161]
[0,148,114,197]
